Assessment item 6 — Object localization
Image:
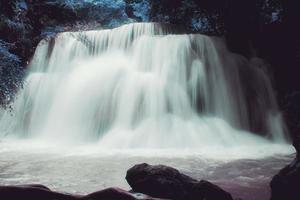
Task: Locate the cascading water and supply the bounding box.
[0,23,294,200]
[0,23,289,149]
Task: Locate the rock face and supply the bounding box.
[270,157,300,200]
[270,141,300,200]
[126,163,233,200]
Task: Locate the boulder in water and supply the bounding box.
[190,180,234,200]
[126,163,233,200]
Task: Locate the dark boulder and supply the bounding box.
[0,184,78,200]
[0,185,166,200]
[126,163,197,199]
[270,157,300,200]
[270,134,300,200]
[126,163,233,200]
[270,140,300,200]
[82,187,167,200]
[190,180,233,200]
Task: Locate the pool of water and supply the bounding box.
[0,140,295,200]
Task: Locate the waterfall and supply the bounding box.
[0,23,289,148]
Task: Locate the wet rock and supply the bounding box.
[190,180,233,200]
[126,163,233,200]
[126,163,197,199]
[0,184,78,200]
[82,187,167,200]
[0,185,166,200]
[270,146,300,200]
[270,158,300,200]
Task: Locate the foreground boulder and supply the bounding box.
[0,185,165,200]
[0,184,77,200]
[82,188,167,200]
[270,139,300,200]
[126,163,233,200]
[270,157,300,200]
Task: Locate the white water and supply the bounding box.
[0,23,290,151]
[0,140,294,200]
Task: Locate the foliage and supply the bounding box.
[0,40,24,107]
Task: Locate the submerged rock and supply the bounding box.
[126,163,233,200]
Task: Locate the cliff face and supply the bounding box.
[0,0,299,140]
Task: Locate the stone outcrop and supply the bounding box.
[270,140,300,200]
[126,163,233,200]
